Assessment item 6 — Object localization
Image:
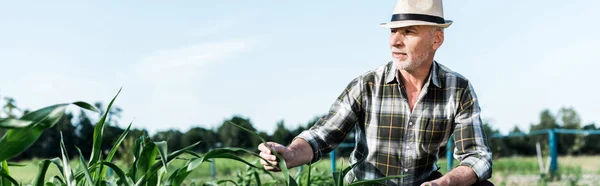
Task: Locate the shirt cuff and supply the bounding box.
[295,130,324,164]
[459,156,492,182]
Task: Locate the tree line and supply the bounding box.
[484,107,600,158]
[0,95,599,161]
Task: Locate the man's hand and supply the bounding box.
[421,166,478,186]
[258,142,292,172]
[257,138,314,172]
[420,181,442,186]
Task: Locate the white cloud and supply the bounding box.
[122,37,259,134]
[134,38,257,83]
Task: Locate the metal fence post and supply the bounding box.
[330,149,336,173]
[548,129,558,174]
[446,137,453,172]
[209,147,217,180]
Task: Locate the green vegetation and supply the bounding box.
[0,90,407,186]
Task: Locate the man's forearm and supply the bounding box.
[286,138,314,168]
[433,166,477,186]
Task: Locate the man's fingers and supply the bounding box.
[257,141,286,172]
[257,143,272,154]
[260,158,281,171]
[259,142,286,153]
[259,152,278,161]
[264,166,281,172]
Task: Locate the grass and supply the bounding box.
[436,156,596,175]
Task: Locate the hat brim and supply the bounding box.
[380,20,453,29]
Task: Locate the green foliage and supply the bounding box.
[3,88,599,185]
[218,116,260,149]
[271,120,293,145]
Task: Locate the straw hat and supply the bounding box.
[380,0,452,28]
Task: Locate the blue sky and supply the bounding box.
[1,0,598,135]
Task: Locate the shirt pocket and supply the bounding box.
[420,117,451,153]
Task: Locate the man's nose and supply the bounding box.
[391,32,404,47]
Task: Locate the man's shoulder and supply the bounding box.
[435,62,472,89]
[354,61,393,84]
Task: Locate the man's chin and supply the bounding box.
[393,60,412,69]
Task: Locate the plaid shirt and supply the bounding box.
[297,61,492,185]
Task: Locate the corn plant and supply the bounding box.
[0,89,407,186]
[226,122,408,186]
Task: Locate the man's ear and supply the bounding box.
[432,29,444,50]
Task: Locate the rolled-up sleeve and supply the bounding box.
[295,77,363,163]
[453,82,493,181]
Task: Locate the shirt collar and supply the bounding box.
[385,61,441,88]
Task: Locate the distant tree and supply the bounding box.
[581,123,600,154]
[75,110,95,157]
[272,120,293,144]
[305,115,323,129]
[152,129,184,151]
[2,97,20,118]
[506,126,535,155]
[17,113,76,160]
[94,101,123,126]
[529,109,559,154]
[119,128,149,162]
[482,122,507,157]
[102,125,125,155]
[182,127,219,152]
[217,116,260,149]
[557,107,584,155]
[289,115,325,140]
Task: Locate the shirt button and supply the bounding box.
[404,169,408,172]
[409,122,413,125]
[406,145,410,149]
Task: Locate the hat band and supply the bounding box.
[390,13,445,24]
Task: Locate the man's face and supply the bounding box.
[389,25,442,72]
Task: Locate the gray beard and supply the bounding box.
[393,54,428,72]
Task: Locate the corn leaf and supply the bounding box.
[227,121,296,186]
[0,172,18,186]
[307,163,312,186]
[72,102,99,113]
[204,180,238,186]
[0,160,14,186]
[50,175,66,185]
[32,159,52,186]
[91,162,131,186]
[0,118,33,129]
[49,158,65,178]
[100,121,132,179]
[75,147,94,186]
[89,88,121,166]
[105,121,132,163]
[165,166,191,186]
[133,142,200,186]
[126,136,145,181]
[346,175,408,186]
[187,148,261,171]
[154,141,168,176]
[0,104,67,162]
[136,138,158,184]
[5,163,24,167]
[0,101,96,162]
[334,162,356,186]
[59,132,75,186]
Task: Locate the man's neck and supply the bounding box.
[398,61,433,91]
